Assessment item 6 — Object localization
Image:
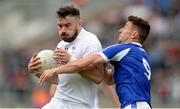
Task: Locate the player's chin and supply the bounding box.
[62,38,69,42]
[61,36,69,40]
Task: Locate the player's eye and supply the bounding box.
[65,24,71,28]
[58,24,62,28]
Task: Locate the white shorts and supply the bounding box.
[123,101,151,109]
[41,97,90,109]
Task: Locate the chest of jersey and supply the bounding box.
[59,43,83,59]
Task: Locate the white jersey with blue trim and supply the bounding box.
[99,42,151,108]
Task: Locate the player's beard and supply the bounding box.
[61,29,78,42]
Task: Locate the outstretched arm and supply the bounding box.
[53,48,105,84]
[39,54,105,85]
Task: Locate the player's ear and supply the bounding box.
[131,31,139,39]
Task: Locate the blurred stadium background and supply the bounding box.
[0,0,180,108]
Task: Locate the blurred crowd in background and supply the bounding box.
[0,0,180,108]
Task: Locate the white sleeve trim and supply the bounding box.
[99,52,109,62]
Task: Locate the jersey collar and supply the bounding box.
[130,42,142,47]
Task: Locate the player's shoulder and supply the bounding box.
[105,43,131,50]
[102,43,134,55]
[82,28,99,40]
[81,28,101,45]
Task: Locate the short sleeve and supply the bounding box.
[99,44,130,62]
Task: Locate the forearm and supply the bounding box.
[101,82,120,108]
[55,60,85,74]
[79,64,105,84]
[64,55,105,84]
[49,84,57,98]
[103,68,115,85]
[39,54,106,85]
[55,55,99,75]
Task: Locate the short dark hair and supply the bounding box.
[56,6,80,19]
[128,16,150,44]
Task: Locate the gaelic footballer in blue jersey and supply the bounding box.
[39,16,151,109]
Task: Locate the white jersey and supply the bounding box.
[54,28,102,108]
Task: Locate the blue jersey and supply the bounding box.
[100,42,151,108]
